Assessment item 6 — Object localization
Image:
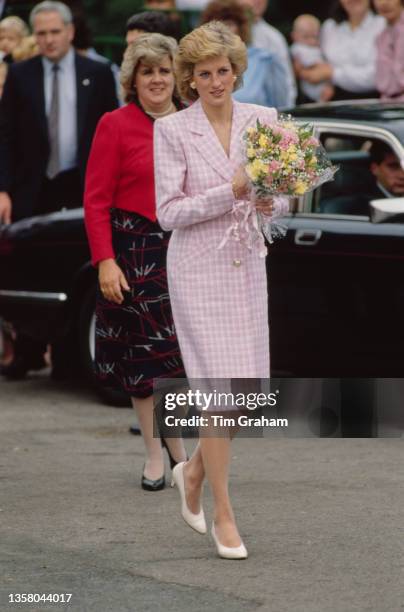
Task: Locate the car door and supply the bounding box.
[268,131,404,377]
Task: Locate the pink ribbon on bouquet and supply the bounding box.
[217,199,267,258]
[218,196,289,258]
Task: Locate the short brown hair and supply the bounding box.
[200,0,251,44]
[175,21,247,102]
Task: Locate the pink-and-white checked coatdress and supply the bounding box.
[154,99,288,379]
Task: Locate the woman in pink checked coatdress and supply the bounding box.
[153,23,288,560]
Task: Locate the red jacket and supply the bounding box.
[84,103,156,266]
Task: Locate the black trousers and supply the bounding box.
[34,168,82,215]
[13,168,83,368]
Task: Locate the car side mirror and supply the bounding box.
[370,198,404,223]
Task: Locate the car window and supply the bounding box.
[309,135,388,217]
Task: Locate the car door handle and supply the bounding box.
[295,229,322,246]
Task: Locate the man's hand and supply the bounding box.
[98,258,130,304]
[0,192,12,225]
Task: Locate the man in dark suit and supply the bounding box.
[368,141,404,201]
[321,141,404,216]
[0,0,118,223]
[0,0,118,378]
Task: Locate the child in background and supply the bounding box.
[0,16,29,62]
[291,14,334,103]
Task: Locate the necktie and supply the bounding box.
[47,63,60,179]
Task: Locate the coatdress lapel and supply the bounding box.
[185,99,269,181]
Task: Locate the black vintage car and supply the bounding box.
[1,101,404,395]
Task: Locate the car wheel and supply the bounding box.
[78,286,130,407]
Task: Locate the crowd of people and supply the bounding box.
[0,0,403,561]
[1,0,404,107]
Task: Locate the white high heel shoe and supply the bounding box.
[171,462,207,535]
[211,523,248,560]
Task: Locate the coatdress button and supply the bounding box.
[233,259,242,267]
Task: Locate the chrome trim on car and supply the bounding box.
[307,121,404,160]
[0,290,68,302]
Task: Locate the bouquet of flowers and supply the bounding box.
[244,116,337,242]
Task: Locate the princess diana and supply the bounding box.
[154,22,288,559]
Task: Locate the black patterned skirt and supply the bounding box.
[94,208,185,398]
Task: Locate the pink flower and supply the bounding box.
[271,125,283,137]
[268,160,281,173]
[302,136,319,148]
[280,131,299,149]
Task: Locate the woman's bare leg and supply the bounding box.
[183,443,205,512]
[201,417,242,547]
[132,395,187,478]
[184,415,243,546]
[131,396,164,480]
[161,436,188,465]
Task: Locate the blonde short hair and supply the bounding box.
[0,16,29,37]
[120,32,178,104]
[12,35,39,61]
[175,21,247,102]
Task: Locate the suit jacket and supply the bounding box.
[84,103,157,266]
[154,99,288,379]
[321,184,387,215]
[0,51,118,221]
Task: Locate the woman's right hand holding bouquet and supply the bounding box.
[232,166,275,216]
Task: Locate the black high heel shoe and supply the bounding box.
[141,465,165,492]
[161,437,178,471]
[160,438,189,487]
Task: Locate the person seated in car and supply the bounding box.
[321,142,404,215]
[368,141,404,200]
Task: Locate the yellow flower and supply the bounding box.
[246,127,256,136]
[246,159,267,181]
[309,155,318,167]
[259,134,268,148]
[247,147,256,158]
[289,153,298,162]
[294,180,308,196]
[246,164,259,181]
[288,145,297,155]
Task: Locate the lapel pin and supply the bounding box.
[82,78,90,86]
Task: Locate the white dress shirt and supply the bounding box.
[321,12,385,93]
[42,46,78,173]
[377,182,394,198]
[251,18,297,106]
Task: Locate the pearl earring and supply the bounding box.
[190,81,196,89]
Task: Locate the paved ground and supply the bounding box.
[0,374,403,612]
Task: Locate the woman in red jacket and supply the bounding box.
[84,33,186,491]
